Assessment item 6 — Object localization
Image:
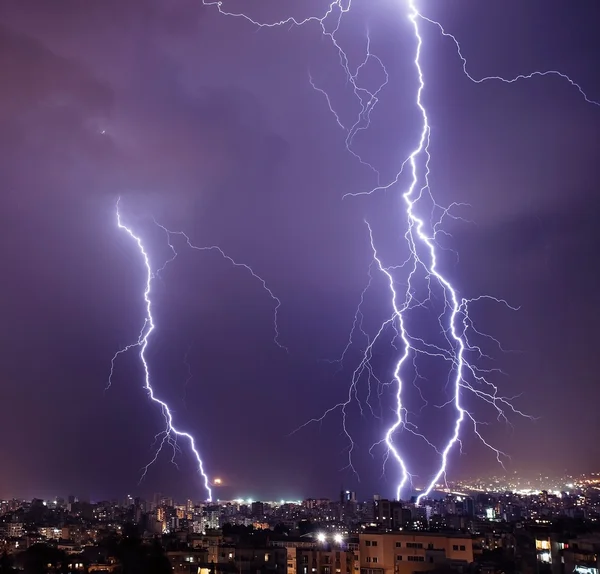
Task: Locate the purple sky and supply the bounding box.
[1,0,600,502]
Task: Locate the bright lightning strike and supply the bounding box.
[109,199,285,500]
[111,198,213,500]
[199,1,597,501]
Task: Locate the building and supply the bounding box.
[297,547,358,574]
[373,500,404,530]
[359,531,474,574]
[270,536,318,574]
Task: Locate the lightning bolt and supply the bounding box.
[109,199,285,500]
[198,1,597,502]
[379,1,596,504]
[111,198,213,500]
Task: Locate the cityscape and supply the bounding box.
[2,474,600,573]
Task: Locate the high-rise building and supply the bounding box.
[252,501,265,518]
[373,499,403,530]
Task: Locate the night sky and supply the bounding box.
[1,0,600,503]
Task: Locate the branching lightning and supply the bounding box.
[109,199,285,500]
[153,221,287,352]
[111,198,213,500]
[196,0,598,501]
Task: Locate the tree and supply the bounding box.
[20,544,69,574]
[0,552,14,574]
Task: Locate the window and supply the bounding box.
[396,556,403,561]
[372,558,378,564]
[406,543,423,549]
[427,544,433,550]
[366,558,371,563]
[395,542,401,548]
[365,541,371,547]
[407,556,425,562]
[453,545,458,551]
[460,545,466,551]
[371,541,378,547]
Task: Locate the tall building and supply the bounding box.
[341,491,357,503]
[373,499,403,530]
[340,490,357,521]
[252,501,265,518]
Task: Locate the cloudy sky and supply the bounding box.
[1,0,599,502]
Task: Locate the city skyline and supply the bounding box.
[2,478,598,574]
[1,0,600,502]
[3,469,600,506]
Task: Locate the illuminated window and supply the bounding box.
[539,552,551,564]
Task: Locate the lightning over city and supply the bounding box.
[109,198,285,500]
[196,0,600,502]
[110,199,213,501]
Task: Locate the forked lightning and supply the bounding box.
[108,200,284,500]
[111,0,598,501]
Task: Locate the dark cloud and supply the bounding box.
[0,15,289,227]
[0,24,113,118]
[0,24,115,197]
